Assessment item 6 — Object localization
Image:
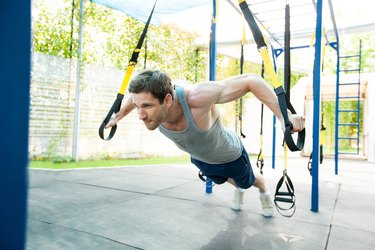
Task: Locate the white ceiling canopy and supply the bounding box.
[91,0,375,72]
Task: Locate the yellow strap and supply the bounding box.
[310,28,327,69]
[241,16,246,45]
[259,136,263,158]
[212,0,219,23]
[283,143,288,170]
[259,47,282,89]
[119,63,135,95]
[320,129,325,144]
[322,42,326,66]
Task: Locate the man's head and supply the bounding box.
[129,69,174,130]
[129,69,173,104]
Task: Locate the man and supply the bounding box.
[105,69,305,217]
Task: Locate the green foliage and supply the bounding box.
[32,0,310,86]
[321,100,363,154]
[32,0,77,58]
[323,33,375,74]
[32,0,206,82]
[30,156,190,169]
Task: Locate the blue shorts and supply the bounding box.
[191,147,256,189]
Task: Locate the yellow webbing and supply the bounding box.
[119,63,135,95]
[259,47,282,89]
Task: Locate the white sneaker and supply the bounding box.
[231,189,245,211]
[259,193,274,217]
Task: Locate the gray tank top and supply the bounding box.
[158,86,242,164]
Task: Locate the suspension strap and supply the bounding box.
[238,17,246,138]
[274,168,296,217]
[99,1,157,140]
[238,0,305,152]
[274,1,296,217]
[256,62,265,174]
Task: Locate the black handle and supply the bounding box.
[99,93,124,140]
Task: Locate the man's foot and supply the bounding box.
[231,189,244,211]
[259,192,274,217]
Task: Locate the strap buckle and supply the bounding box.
[256,151,264,175]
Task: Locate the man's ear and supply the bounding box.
[164,94,173,108]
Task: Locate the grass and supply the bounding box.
[29,156,191,170]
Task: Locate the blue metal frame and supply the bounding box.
[271,47,281,169]
[272,114,277,169]
[311,0,324,213]
[0,1,30,247]
[206,0,217,193]
[334,41,340,175]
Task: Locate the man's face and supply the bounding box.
[132,92,166,130]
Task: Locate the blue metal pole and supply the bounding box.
[311,0,323,213]
[271,48,281,169]
[209,0,217,82]
[206,0,218,193]
[334,42,340,175]
[0,1,30,248]
[327,0,340,175]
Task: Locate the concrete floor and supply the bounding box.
[26,157,375,249]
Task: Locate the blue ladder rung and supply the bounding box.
[338,96,360,99]
[340,54,360,59]
[338,109,360,112]
[338,123,359,127]
[338,136,359,140]
[339,82,360,86]
[339,69,360,72]
[338,151,360,155]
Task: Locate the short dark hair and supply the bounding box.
[128,69,173,104]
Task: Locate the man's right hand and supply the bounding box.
[288,113,305,132]
[104,118,118,129]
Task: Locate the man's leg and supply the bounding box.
[252,174,267,193]
[253,175,274,217]
[227,178,245,211]
[226,178,237,187]
[227,176,274,217]
[227,174,267,192]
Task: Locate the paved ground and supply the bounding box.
[26,157,375,250]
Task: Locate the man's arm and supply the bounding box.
[189,74,283,120]
[104,96,135,128]
[189,74,304,132]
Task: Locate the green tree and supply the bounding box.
[323,32,375,74]
[32,0,206,82]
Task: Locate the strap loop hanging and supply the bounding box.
[238,0,305,152]
[99,1,157,140]
[274,169,296,217]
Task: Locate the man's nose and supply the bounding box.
[137,108,146,120]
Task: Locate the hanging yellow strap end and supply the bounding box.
[283,143,288,170]
[241,16,247,45]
